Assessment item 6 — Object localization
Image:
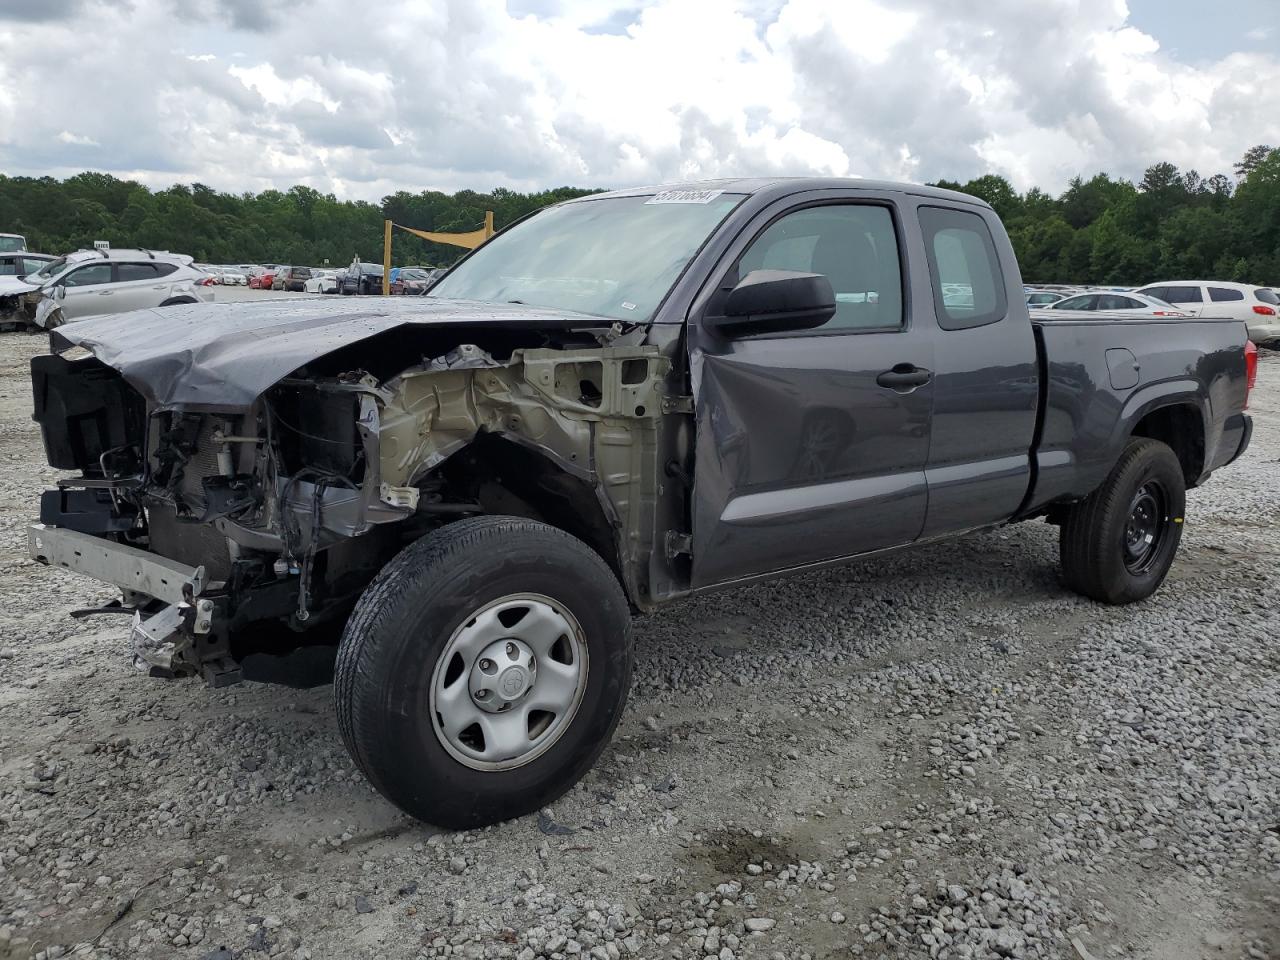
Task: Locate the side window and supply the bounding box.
[1162,286,1203,304]
[153,262,178,278]
[22,258,49,275]
[918,206,1007,330]
[735,204,904,332]
[1208,287,1244,303]
[1119,297,1145,309]
[1057,295,1095,311]
[1139,287,1164,302]
[62,263,113,287]
[117,263,158,282]
[1097,295,1130,310]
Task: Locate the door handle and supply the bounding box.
[876,365,932,391]
[97,290,113,296]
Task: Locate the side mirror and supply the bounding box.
[53,284,66,301]
[705,269,836,337]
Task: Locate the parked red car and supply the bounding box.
[389,267,435,295]
[254,270,277,290]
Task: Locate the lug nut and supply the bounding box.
[479,659,494,673]
[475,689,489,700]
[506,642,517,658]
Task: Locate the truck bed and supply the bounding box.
[1023,312,1252,514]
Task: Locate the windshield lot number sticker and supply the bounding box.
[646,189,724,204]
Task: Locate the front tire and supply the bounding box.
[334,516,633,829]
[1059,437,1185,604]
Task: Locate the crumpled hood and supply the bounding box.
[0,276,39,296]
[53,296,617,411]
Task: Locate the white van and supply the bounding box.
[1134,281,1280,344]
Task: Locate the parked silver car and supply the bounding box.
[14,249,214,329]
[1042,291,1188,317]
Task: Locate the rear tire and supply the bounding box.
[334,516,633,829]
[1059,437,1185,604]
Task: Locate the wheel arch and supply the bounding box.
[1129,402,1206,488]
[429,433,629,599]
[159,295,199,307]
[1112,377,1209,488]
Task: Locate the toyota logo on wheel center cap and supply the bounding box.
[498,666,529,699]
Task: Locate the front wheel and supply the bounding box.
[1059,437,1186,604]
[334,516,633,829]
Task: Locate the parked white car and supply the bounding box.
[1133,281,1280,344]
[1026,290,1067,307]
[303,269,339,294]
[16,249,214,329]
[1043,291,1189,317]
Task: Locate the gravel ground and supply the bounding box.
[0,330,1277,960]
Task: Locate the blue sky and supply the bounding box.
[0,0,1277,200]
[1128,0,1276,61]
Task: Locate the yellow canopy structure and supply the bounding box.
[382,212,495,294]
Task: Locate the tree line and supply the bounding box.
[1,145,1277,285]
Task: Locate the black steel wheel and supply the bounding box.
[1060,437,1185,604]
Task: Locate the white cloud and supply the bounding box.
[57,131,101,147]
[0,0,1276,200]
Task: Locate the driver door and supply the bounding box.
[58,262,115,319]
[687,195,935,587]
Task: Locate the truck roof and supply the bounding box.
[577,177,992,209]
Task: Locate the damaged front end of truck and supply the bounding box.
[28,298,678,685]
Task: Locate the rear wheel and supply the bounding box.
[1059,437,1185,604]
[334,516,633,828]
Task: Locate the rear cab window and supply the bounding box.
[918,206,1007,330]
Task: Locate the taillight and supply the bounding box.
[1245,340,1258,409]
[1254,304,1277,316]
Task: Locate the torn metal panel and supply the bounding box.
[377,344,670,601]
[51,296,628,411]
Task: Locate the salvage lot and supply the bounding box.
[0,328,1277,959]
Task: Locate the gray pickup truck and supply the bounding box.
[28,178,1255,828]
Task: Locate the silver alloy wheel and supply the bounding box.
[429,593,589,771]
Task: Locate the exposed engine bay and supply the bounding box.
[29,300,685,686]
[0,288,40,331]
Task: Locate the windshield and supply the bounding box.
[0,236,25,253]
[26,257,68,284]
[429,193,745,321]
